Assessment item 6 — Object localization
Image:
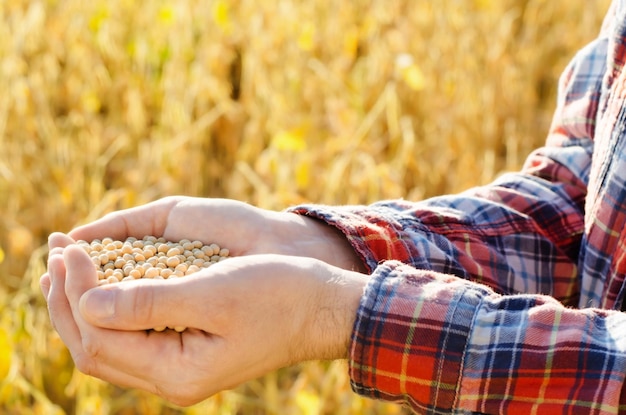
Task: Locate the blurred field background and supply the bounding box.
[0,0,611,413]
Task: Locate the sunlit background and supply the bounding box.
[0,0,611,413]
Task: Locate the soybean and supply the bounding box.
[77,236,230,333]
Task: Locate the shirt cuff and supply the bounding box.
[348,260,487,412]
[287,204,416,273]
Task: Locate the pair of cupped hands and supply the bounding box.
[40,196,368,406]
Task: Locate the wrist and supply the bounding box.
[276,212,367,273]
[311,262,368,361]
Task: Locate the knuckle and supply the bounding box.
[72,351,98,377]
[82,334,102,360]
[130,284,157,328]
[74,334,106,377]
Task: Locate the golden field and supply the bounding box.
[0,0,611,413]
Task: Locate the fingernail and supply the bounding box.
[81,289,115,320]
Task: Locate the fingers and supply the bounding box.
[41,232,76,301]
[63,244,99,316]
[79,276,208,332]
[52,263,161,393]
[59,245,186,383]
[40,273,51,299]
[43,232,75,302]
[46,251,84,351]
[48,232,76,250]
[68,197,178,242]
[60,245,117,374]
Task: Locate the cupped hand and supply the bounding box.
[67,196,365,272]
[40,197,364,315]
[43,238,367,406]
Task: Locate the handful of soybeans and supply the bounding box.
[77,235,230,332]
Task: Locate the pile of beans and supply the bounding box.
[76,236,230,332]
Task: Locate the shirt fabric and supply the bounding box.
[290,1,626,413]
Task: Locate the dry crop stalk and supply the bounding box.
[77,235,230,332]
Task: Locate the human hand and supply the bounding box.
[41,234,367,406]
[67,196,366,272]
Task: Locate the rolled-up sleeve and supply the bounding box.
[349,261,626,414]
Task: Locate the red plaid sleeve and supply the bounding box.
[350,261,626,414]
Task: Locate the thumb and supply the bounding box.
[78,279,202,331]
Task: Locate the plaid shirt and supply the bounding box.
[291,2,626,413]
